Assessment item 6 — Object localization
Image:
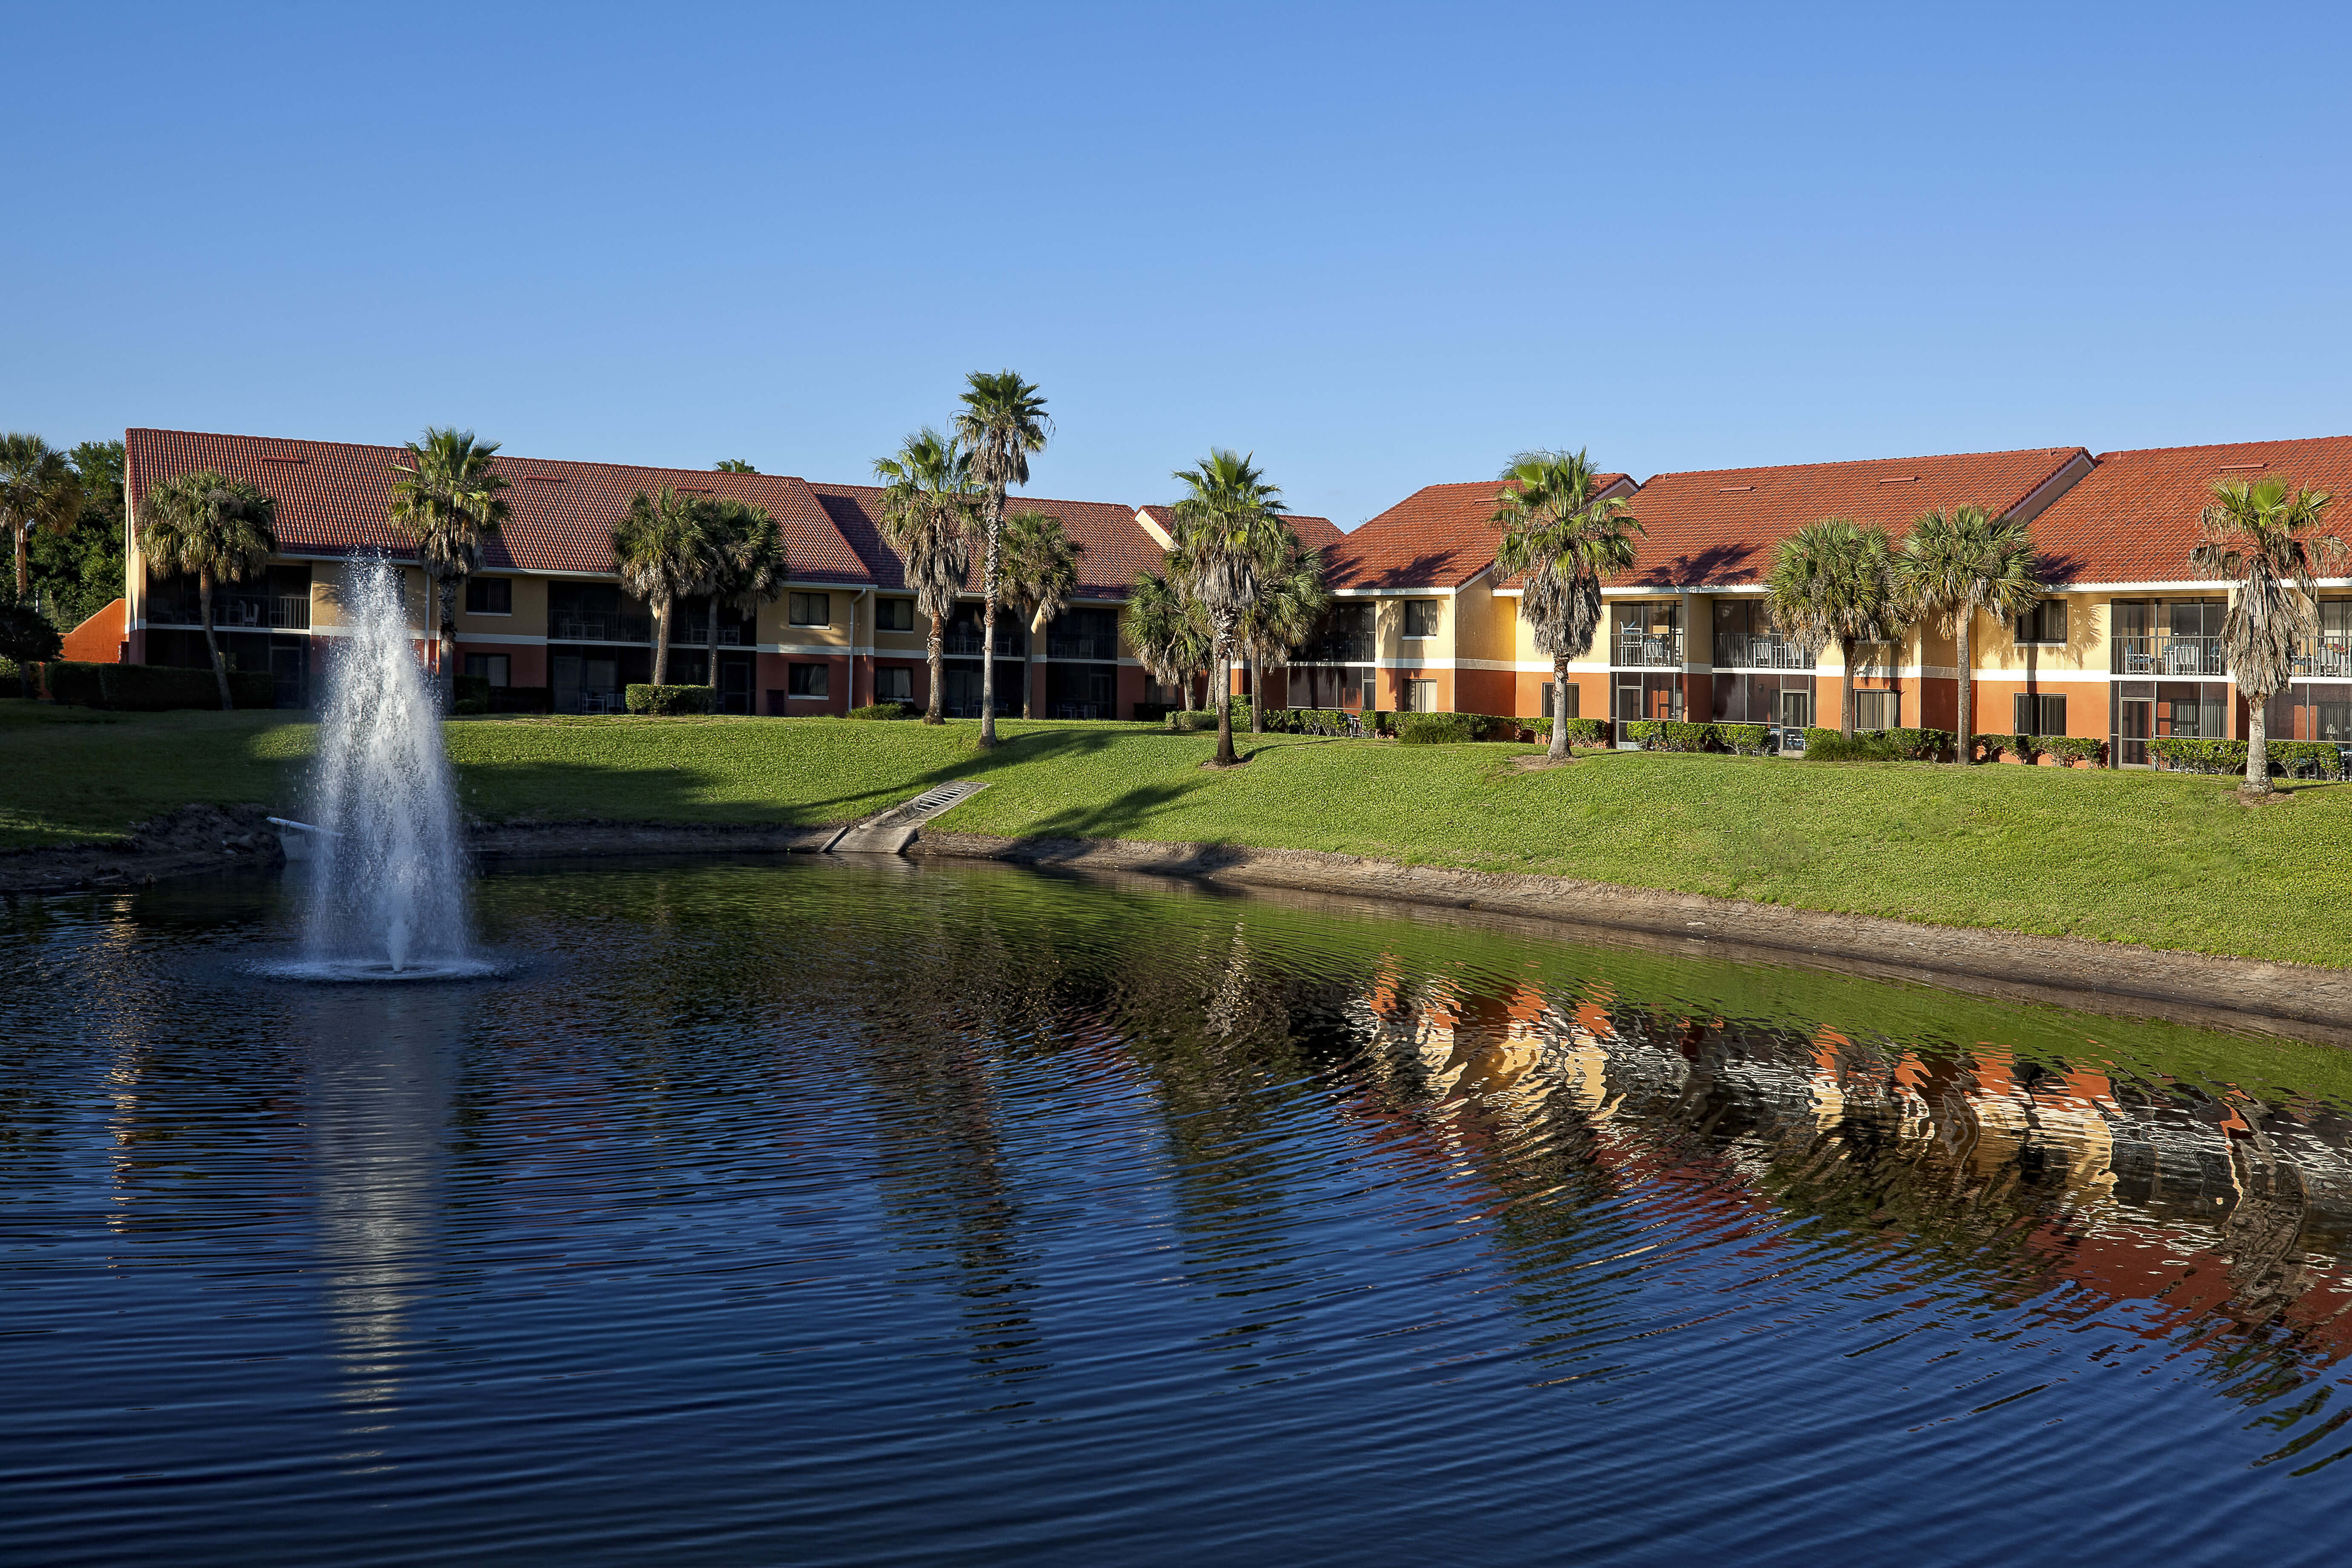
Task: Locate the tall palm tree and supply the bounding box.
[692,497,786,700]
[713,458,758,473]
[1128,568,1214,712]
[2191,476,2343,794]
[997,510,1080,720]
[875,429,978,724]
[953,371,1050,746]
[1765,518,1903,738]
[1168,449,1291,767]
[136,470,277,709]
[612,486,708,686]
[388,427,510,699]
[1492,449,1643,761]
[1235,526,1331,733]
[1896,505,2041,761]
[0,434,82,600]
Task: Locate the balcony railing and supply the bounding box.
[2295,639,2352,679]
[2112,634,2226,677]
[146,593,311,630]
[551,613,652,643]
[941,630,1026,657]
[1712,633,1815,671]
[673,618,745,646]
[1046,634,1118,660]
[1615,629,1684,668]
[1297,636,1375,664]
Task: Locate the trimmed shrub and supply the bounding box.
[2147,737,2245,774]
[1719,723,1771,756]
[1620,719,1663,748]
[625,683,715,715]
[1396,711,1476,744]
[2038,735,2107,767]
[1877,726,1954,761]
[453,674,493,706]
[1803,726,1951,763]
[2270,740,2346,779]
[1973,732,2035,764]
[490,685,552,714]
[1167,708,1222,732]
[453,698,489,715]
[1132,702,1178,723]
[43,660,273,710]
[849,700,914,720]
[1652,719,1719,753]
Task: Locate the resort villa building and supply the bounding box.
[78,425,2352,766]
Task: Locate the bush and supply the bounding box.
[1652,719,1718,753]
[1132,702,1177,723]
[453,674,493,706]
[2038,735,2107,767]
[490,685,552,714]
[2147,737,2247,775]
[42,661,273,710]
[1718,723,1770,756]
[848,700,914,720]
[2269,740,2345,779]
[1620,719,1663,748]
[1167,708,1223,733]
[1396,712,1476,745]
[1879,727,1954,761]
[1802,726,1952,763]
[453,698,489,715]
[1973,732,2035,764]
[625,683,715,715]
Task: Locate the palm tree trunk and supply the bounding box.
[1023,608,1037,720]
[925,615,945,723]
[199,570,231,710]
[707,594,721,697]
[1248,655,1263,734]
[978,492,1002,747]
[14,526,28,600]
[652,592,672,686]
[1551,656,1572,761]
[1839,637,1857,736]
[1955,608,1974,763]
[439,576,459,702]
[1214,650,1237,766]
[2246,690,2273,794]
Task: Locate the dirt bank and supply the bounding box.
[914,831,2352,1044]
[468,819,833,860]
[0,804,285,894]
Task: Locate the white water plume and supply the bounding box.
[299,557,474,976]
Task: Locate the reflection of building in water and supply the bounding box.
[1343,965,2352,1373]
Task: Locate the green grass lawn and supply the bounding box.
[8,698,2352,966]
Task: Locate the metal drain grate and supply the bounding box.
[897,781,982,821]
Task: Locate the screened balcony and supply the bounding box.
[1711,633,1814,670]
[2110,634,2226,677]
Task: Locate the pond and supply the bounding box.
[4,857,2348,1565]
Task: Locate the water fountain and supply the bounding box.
[279,556,488,980]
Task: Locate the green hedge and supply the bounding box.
[1396,712,1476,744]
[2147,738,2244,775]
[1801,726,1953,762]
[1972,732,2036,763]
[1167,707,1224,733]
[454,674,492,706]
[1132,702,1178,723]
[625,683,715,715]
[1531,716,1611,747]
[41,661,274,710]
[2271,740,2347,779]
[849,700,914,720]
[2038,735,2106,766]
[1718,723,1771,756]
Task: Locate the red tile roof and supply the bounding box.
[1611,448,2089,589]
[809,483,1164,598]
[1327,476,1631,591]
[123,428,867,581]
[2028,434,2352,584]
[1134,504,1340,557]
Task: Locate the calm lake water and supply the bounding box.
[4,858,2350,1565]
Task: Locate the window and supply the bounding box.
[2014,599,2067,645]
[465,577,512,614]
[1855,691,1899,730]
[463,653,510,687]
[876,597,915,632]
[788,663,830,698]
[875,666,912,702]
[789,592,830,627]
[1406,678,1438,712]
[2015,692,2067,735]
[1403,599,1441,638]
[1541,681,1579,719]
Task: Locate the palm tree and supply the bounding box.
[1492,449,1643,761]
[2191,476,2343,794]
[1896,505,2041,761]
[953,371,1050,746]
[1765,518,1903,738]
[1,434,82,600]
[388,427,510,699]
[1168,449,1291,767]
[713,458,758,473]
[1128,568,1214,712]
[692,498,786,700]
[136,470,277,709]
[1235,526,1331,733]
[612,486,708,686]
[997,510,1079,719]
[874,429,977,723]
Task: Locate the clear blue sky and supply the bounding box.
[7,2,2348,525]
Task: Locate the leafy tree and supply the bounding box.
[388,428,510,699]
[1168,449,1291,766]
[691,497,786,695]
[136,470,277,709]
[714,459,758,473]
[953,371,1050,745]
[0,585,63,696]
[874,428,977,723]
[1236,526,1330,733]
[612,486,710,685]
[1128,568,1214,712]
[1492,449,1642,761]
[1765,518,1903,738]
[1896,505,2040,761]
[997,509,1079,719]
[22,440,128,631]
[0,434,81,600]
[2191,476,2343,794]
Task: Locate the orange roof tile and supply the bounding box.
[2028,434,2352,585]
[1328,476,1631,591]
[810,483,1163,598]
[123,428,868,581]
[1611,448,2088,589]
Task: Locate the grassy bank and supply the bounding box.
[8,698,2352,966]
